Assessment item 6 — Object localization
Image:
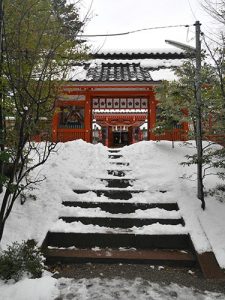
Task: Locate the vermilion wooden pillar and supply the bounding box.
[182,108,189,140]
[147,95,151,141]
[128,127,132,145]
[52,111,59,142]
[148,90,157,141]
[104,127,109,147]
[108,127,113,147]
[182,122,189,140]
[132,116,136,141]
[85,91,92,143]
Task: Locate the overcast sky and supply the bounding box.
[77,0,217,51]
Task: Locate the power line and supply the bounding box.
[202,31,222,46]
[77,24,192,38]
[187,0,198,21]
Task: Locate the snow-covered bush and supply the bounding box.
[206,184,225,202]
[0,240,44,281]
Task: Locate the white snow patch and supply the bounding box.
[96,48,185,55]
[0,276,58,300]
[0,140,108,249]
[0,139,224,269]
[60,206,181,219]
[67,65,88,81]
[55,277,225,300]
[1,276,225,300]
[151,68,177,81]
[50,219,187,235]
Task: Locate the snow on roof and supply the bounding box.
[140,59,184,68]
[69,60,181,82]
[151,69,178,81]
[70,63,154,82]
[87,58,185,68]
[69,48,186,82]
[67,65,88,81]
[91,48,189,60]
[93,48,185,55]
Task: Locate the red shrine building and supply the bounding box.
[52,49,189,147]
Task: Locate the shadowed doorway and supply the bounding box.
[112,131,129,147]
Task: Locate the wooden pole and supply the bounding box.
[195,21,205,209]
[0,0,4,193]
[85,91,91,143]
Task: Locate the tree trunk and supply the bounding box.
[0,219,5,241]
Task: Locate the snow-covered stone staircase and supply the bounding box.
[43,148,197,267]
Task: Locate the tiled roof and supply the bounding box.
[91,49,190,60]
[78,63,153,82]
[69,49,189,82]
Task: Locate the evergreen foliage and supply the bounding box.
[156,60,217,140]
[0,0,89,241]
[0,240,44,281]
[156,55,225,207]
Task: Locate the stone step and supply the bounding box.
[45,248,196,267]
[45,232,191,250]
[109,162,129,166]
[73,189,144,200]
[108,149,121,153]
[108,154,123,159]
[100,178,134,188]
[62,201,179,213]
[107,170,132,177]
[59,216,185,227]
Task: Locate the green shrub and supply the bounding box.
[0,240,44,281]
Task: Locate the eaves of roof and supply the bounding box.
[91,51,192,60]
[69,80,162,84]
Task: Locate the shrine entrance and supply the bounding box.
[113,130,129,147]
[52,84,188,146]
[51,50,190,145]
[91,95,150,147]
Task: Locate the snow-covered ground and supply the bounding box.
[1,276,225,300]
[0,140,109,249]
[121,141,225,266]
[0,139,225,299]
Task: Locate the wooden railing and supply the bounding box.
[56,129,86,142]
[206,135,225,147]
[153,129,188,142]
[58,124,84,129]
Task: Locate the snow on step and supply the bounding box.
[50,219,187,235]
[107,169,132,172]
[74,187,144,191]
[59,206,181,219]
[108,159,128,163]
[102,176,136,180]
[107,164,130,170]
[99,175,136,180]
[65,191,177,204]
